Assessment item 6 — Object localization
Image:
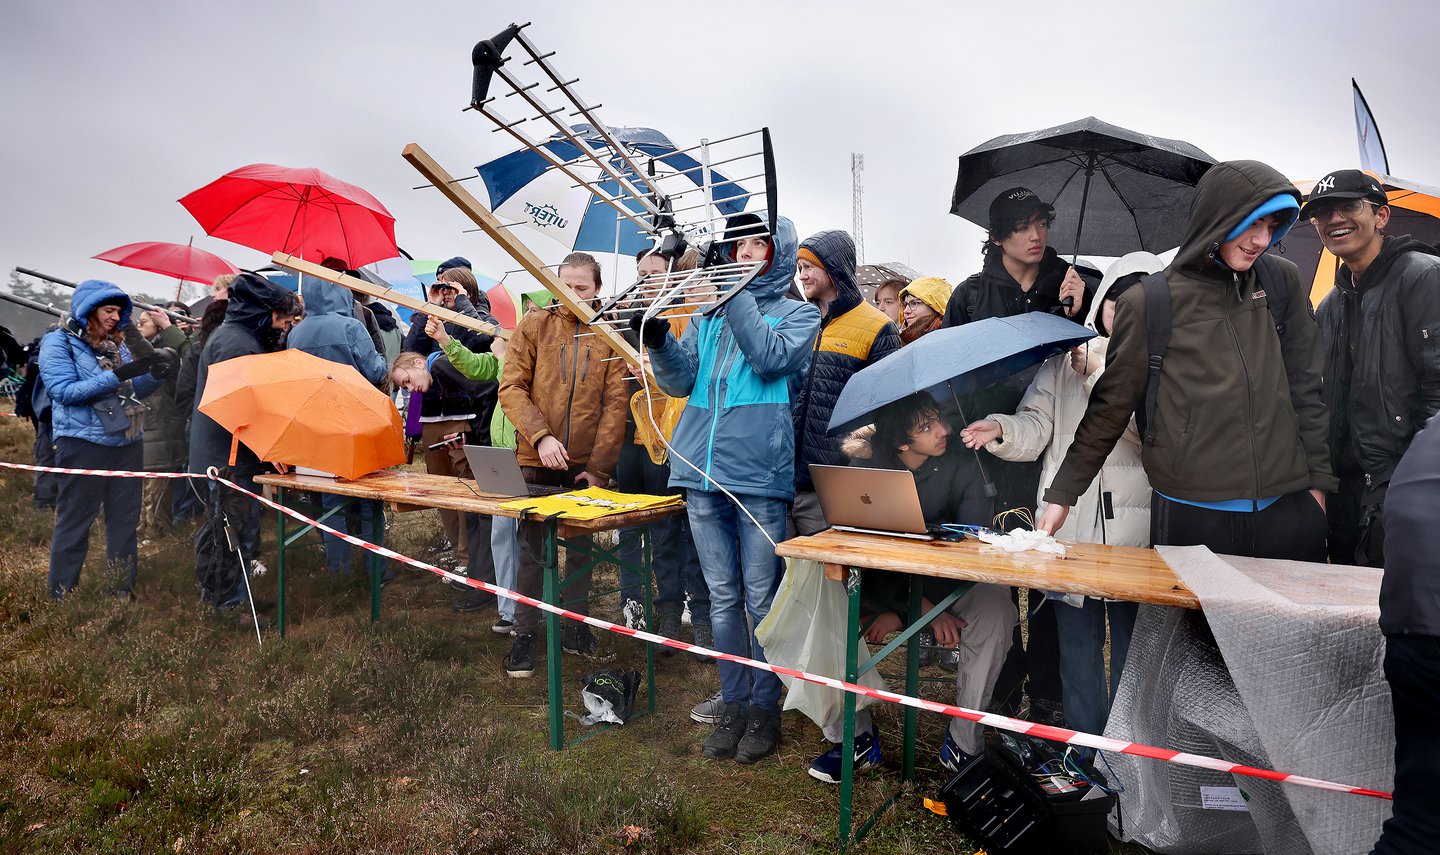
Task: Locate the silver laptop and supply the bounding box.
[463,446,567,498]
[810,464,933,540]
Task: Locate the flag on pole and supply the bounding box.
[1352,79,1390,175]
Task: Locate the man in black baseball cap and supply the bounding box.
[939,185,1096,726]
[1309,169,1440,566]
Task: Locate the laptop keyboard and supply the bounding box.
[527,484,566,497]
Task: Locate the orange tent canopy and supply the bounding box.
[198,349,404,480]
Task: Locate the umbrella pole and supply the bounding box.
[949,386,998,499]
[1071,153,1096,268]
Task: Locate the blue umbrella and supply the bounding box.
[827,313,1097,435]
[476,124,750,256]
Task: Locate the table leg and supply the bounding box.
[276,487,287,639]
[369,501,382,623]
[644,526,656,715]
[544,519,564,751]
[839,566,862,849]
[904,574,922,782]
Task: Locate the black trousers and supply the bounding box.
[49,438,143,598]
[1151,490,1328,562]
[1371,634,1440,855]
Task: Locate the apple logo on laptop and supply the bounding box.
[860,493,872,505]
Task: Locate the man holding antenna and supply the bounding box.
[635,213,821,765]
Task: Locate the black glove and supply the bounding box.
[150,348,177,380]
[121,321,157,360]
[114,356,156,382]
[629,311,669,350]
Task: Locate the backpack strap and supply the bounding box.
[1254,255,1288,337]
[1140,272,1172,447]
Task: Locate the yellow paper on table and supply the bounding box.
[499,486,683,521]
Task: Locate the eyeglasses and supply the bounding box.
[902,299,927,310]
[1307,199,1378,224]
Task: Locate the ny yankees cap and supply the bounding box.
[1299,169,1388,220]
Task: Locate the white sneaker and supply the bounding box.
[443,566,468,589]
[690,691,725,725]
[248,559,268,579]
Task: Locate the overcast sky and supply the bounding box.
[3,0,1438,306]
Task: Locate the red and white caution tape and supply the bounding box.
[0,459,1394,801]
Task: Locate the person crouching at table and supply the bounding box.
[807,392,1014,783]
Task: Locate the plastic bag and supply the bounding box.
[755,558,886,730]
[572,668,642,726]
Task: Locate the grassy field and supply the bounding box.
[0,414,1145,854]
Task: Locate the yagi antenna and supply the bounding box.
[467,22,778,266]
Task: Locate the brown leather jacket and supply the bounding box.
[498,302,629,481]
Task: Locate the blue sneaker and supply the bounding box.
[939,727,978,773]
[807,728,883,784]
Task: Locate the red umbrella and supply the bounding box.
[94,240,240,286]
[179,164,398,269]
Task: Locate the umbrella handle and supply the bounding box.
[228,425,247,468]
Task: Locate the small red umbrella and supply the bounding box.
[94,240,241,298]
[179,164,398,269]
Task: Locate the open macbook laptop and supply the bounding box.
[463,446,567,498]
[810,464,933,540]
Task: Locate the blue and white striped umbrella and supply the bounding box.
[476,125,750,256]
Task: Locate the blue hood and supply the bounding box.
[301,276,356,318]
[70,279,132,330]
[745,215,799,300]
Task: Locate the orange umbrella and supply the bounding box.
[198,349,404,480]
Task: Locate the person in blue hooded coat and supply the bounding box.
[39,279,166,599]
[286,274,389,573]
[639,213,821,765]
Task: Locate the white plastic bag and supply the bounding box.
[756,558,886,730]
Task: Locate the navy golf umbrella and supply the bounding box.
[827,313,1096,435]
[951,116,1215,258]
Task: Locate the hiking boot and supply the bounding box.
[917,629,937,667]
[561,622,597,657]
[939,727,978,774]
[701,702,746,760]
[655,602,682,657]
[690,623,716,664]
[734,707,781,765]
[425,539,453,557]
[621,598,646,630]
[808,727,883,784]
[451,590,497,613]
[491,617,515,635]
[690,691,725,724]
[505,633,535,678]
[938,647,960,673]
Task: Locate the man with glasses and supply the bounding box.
[1307,170,1440,567]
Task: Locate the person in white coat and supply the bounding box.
[959,251,1163,737]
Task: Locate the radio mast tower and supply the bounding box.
[851,153,864,264]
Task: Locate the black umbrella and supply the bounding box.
[950,116,1216,258]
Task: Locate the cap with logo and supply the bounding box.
[989,187,1056,233]
[1299,169,1388,220]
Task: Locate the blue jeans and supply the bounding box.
[686,488,788,714]
[49,438,143,598]
[318,493,383,574]
[1054,598,1138,737]
[492,516,519,621]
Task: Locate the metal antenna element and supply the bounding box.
[466,23,779,261]
[852,153,865,265]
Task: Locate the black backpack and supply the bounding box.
[1139,255,1290,447]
